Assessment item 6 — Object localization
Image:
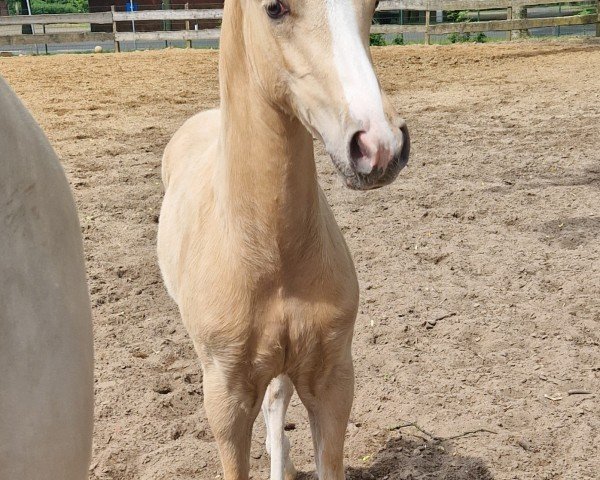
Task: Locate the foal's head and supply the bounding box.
[239,0,410,190]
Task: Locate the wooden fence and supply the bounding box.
[375,0,600,42]
[0,0,598,50]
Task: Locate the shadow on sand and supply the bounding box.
[297,434,493,480]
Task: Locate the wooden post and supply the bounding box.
[511,1,528,39]
[507,5,512,41]
[164,0,171,46]
[111,6,120,53]
[425,10,430,45]
[42,23,48,54]
[185,3,192,48]
[596,0,599,37]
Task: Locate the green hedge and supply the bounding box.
[15,0,89,14]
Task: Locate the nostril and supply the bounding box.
[349,131,364,164]
[349,131,373,175]
[399,124,410,165]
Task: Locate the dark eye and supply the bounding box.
[266,0,288,19]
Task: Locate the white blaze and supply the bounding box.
[326,0,388,131]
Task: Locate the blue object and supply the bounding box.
[125,2,138,12]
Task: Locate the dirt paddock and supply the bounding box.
[1,39,599,480]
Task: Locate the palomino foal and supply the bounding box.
[157,0,410,478]
[0,78,93,479]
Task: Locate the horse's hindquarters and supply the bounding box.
[0,77,93,480]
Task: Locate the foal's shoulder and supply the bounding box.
[182,108,221,134]
[162,109,221,187]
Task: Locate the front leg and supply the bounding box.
[295,359,354,480]
[202,361,266,480]
[262,374,297,480]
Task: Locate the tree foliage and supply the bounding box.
[447,10,487,43]
[13,0,89,15]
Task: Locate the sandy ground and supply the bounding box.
[1,39,599,480]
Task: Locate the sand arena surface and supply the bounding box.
[1,39,599,479]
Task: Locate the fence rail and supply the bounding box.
[111,9,223,21]
[371,12,598,35]
[379,0,595,10]
[0,32,112,47]
[0,12,113,26]
[114,29,221,42]
[0,1,598,51]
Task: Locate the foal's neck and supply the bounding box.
[215,4,320,251]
